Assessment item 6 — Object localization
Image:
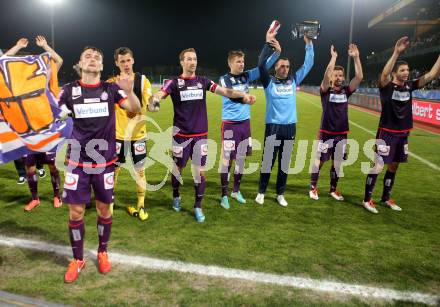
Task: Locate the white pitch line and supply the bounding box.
[299,94,440,172]
[0,235,439,306]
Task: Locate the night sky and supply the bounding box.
[1,0,408,84]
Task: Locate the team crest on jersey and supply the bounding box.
[173,146,183,158]
[100,91,108,101]
[197,82,203,89]
[241,77,246,83]
[104,172,114,190]
[178,79,185,88]
[72,86,82,99]
[64,172,79,190]
[230,77,236,84]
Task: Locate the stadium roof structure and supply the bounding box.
[368,0,440,37]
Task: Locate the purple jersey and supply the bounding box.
[161,75,218,136]
[58,80,127,167]
[320,85,354,134]
[379,80,420,132]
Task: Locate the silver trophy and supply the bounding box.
[291,20,321,40]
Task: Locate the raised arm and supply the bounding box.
[348,44,363,91]
[248,40,281,82]
[258,26,280,88]
[417,55,440,88]
[379,36,409,88]
[4,38,28,56]
[116,78,141,114]
[35,36,63,72]
[294,35,314,84]
[321,45,337,91]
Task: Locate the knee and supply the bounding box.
[388,163,399,173]
[26,165,36,173]
[96,202,111,218]
[48,164,58,173]
[69,205,85,220]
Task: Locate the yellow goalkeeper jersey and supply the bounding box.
[107,73,152,141]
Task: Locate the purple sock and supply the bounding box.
[171,174,180,198]
[364,174,378,202]
[220,164,231,197]
[233,172,242,193]
[381,170,396,202]
[194,176,206,208]
[329,166,339,193]
[97,216,112,253]
[27,170,38,200]
[50,169,60,198]
[310,170,320,190]
[69,219,85,260]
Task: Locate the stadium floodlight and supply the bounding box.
[42,0,63,4]
[41,0,63,49]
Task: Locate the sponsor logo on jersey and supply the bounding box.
[116,142,122,154]
[73,103,109,118]
[232,84,248,92]
[180,89,204,101]
[104,172,114,190]
[377,144,390,156]
[329,93,348,103]
[64,172,79,190]
[134,141,146,155]
[201,143,208,156]
[223,140,235,151]
[317,141,330,153]
[391,90,410,102]
[274,85,294,95]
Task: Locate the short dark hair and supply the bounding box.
[179,48,196,61]
[334,65,345,73]
[80,46,104,60]
[276,57,290,64]
[392,60,409,73]
[228,50,245,62]
[114,47,134,61]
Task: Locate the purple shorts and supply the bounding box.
[62,164,115,205]
[221,119,252,161]
[172,134,207,168]
[375,129,409,164]
[23,152,56,167]
[316,132,347,162]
